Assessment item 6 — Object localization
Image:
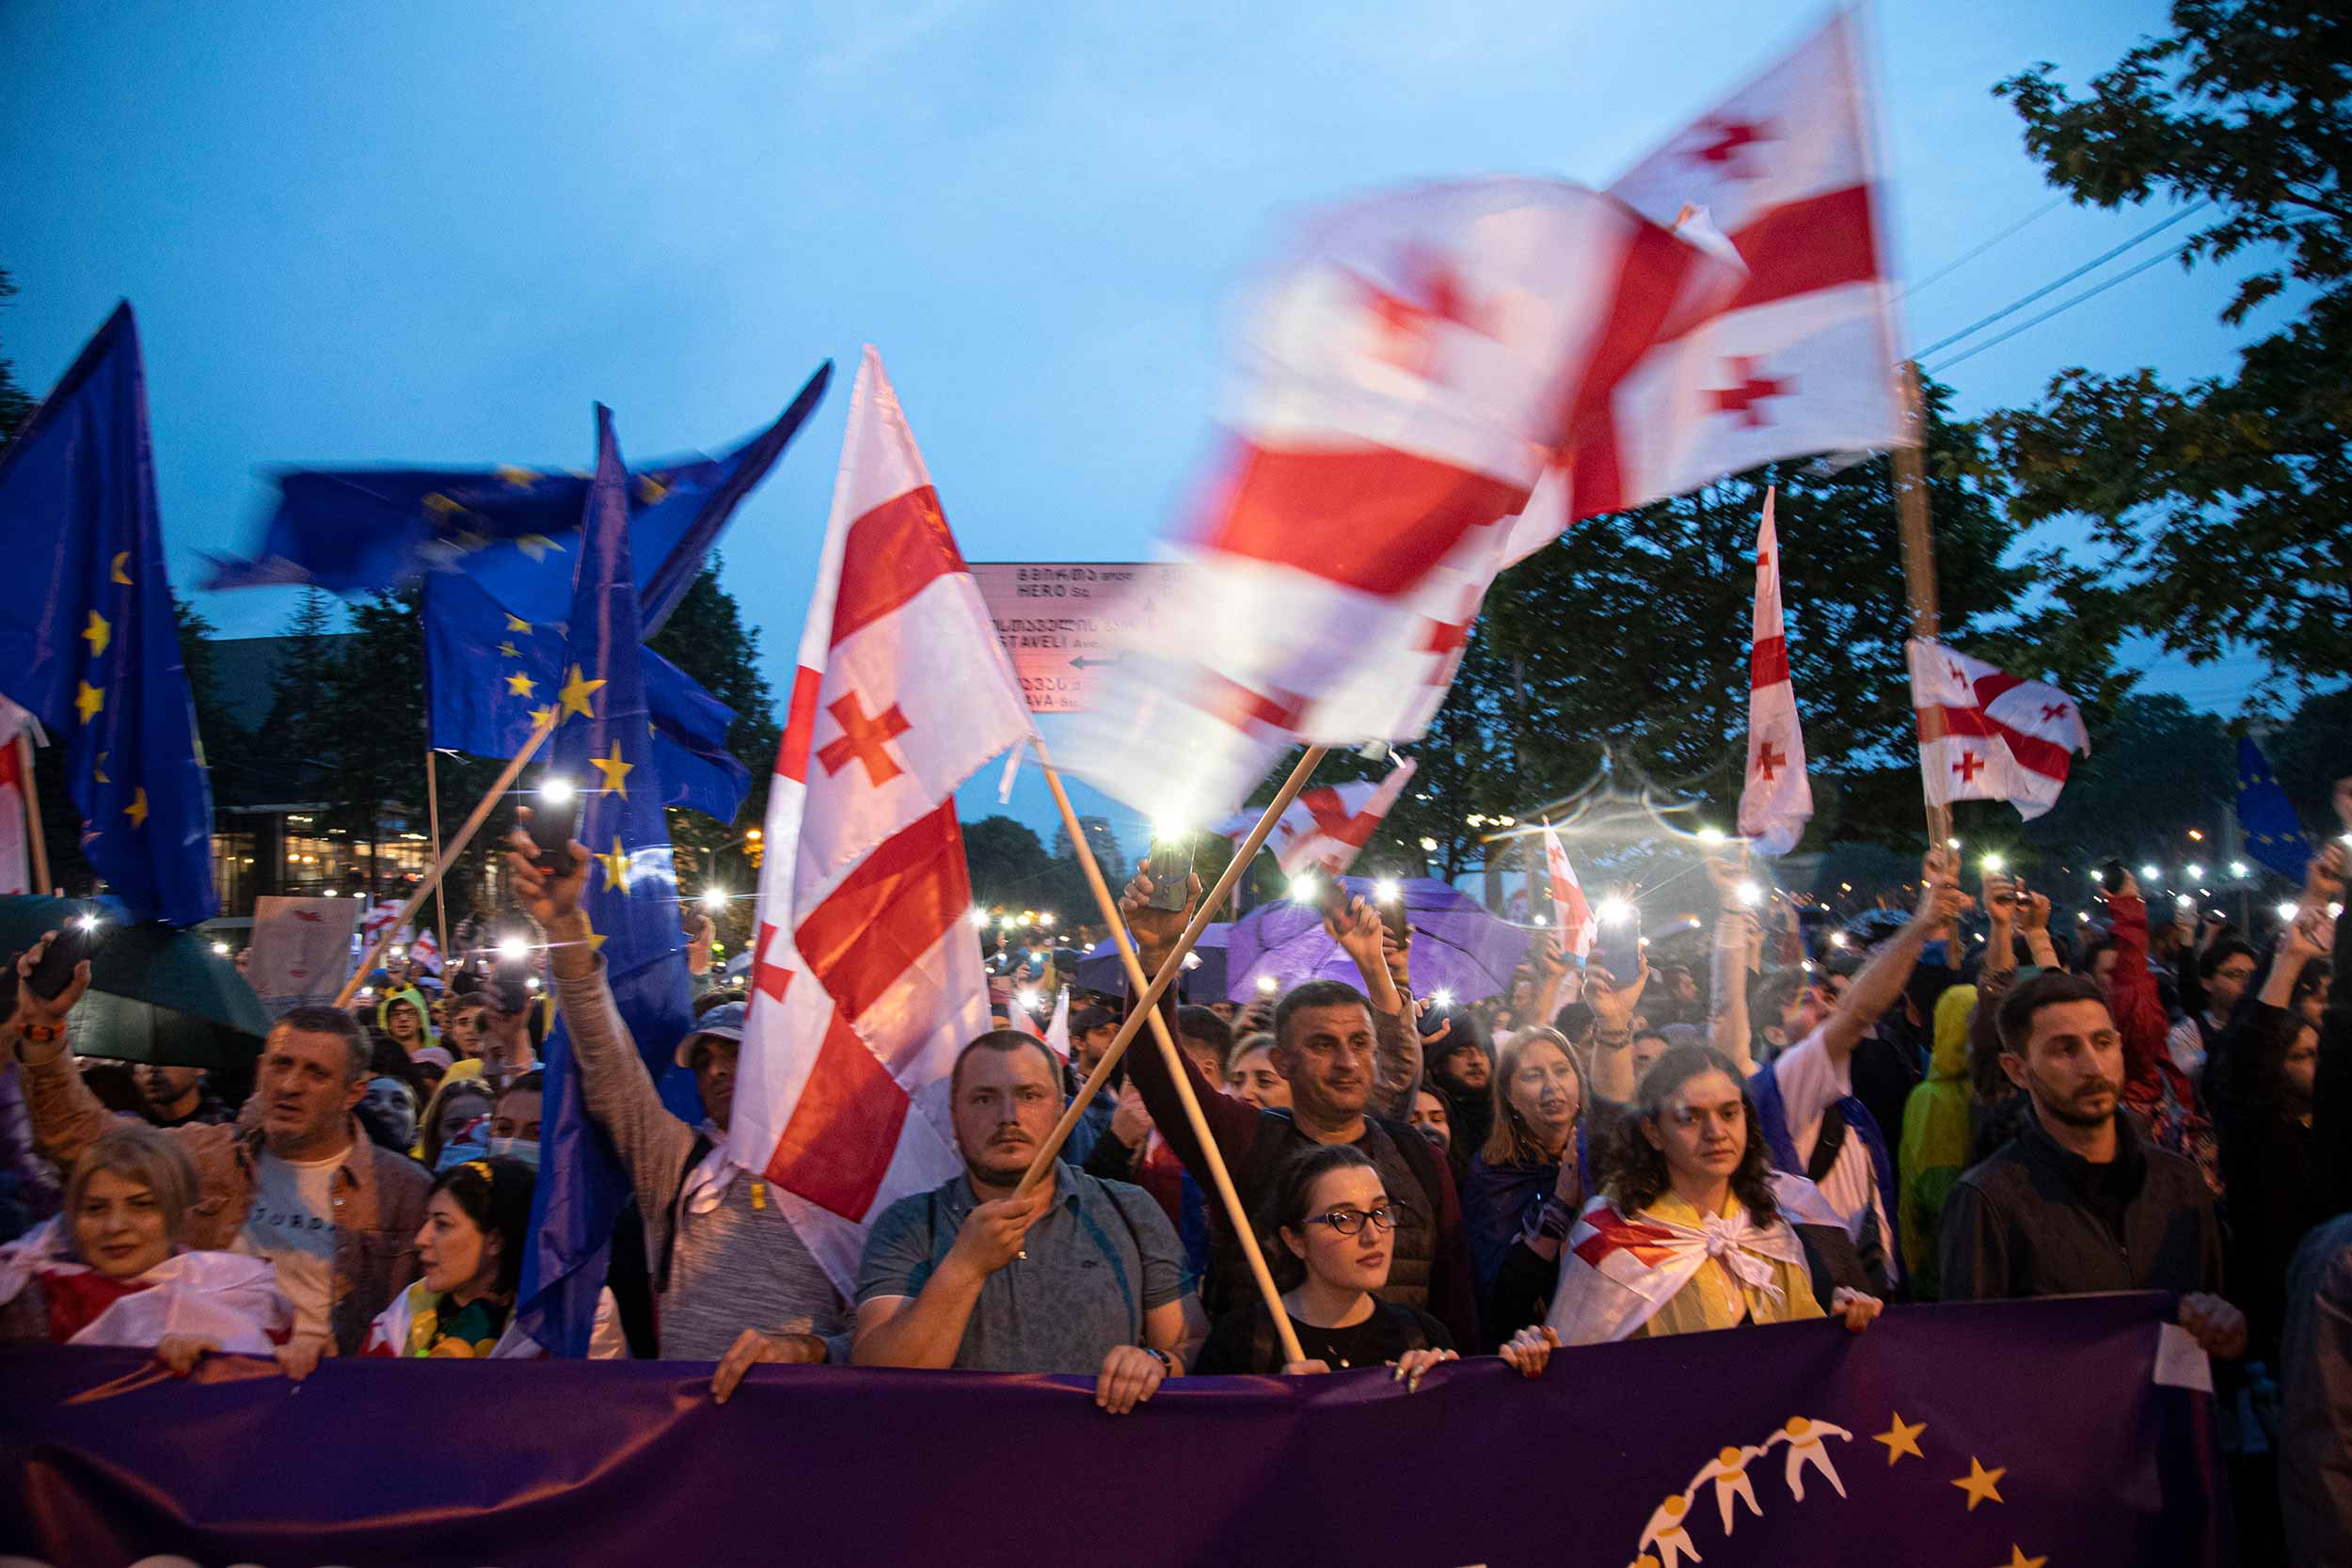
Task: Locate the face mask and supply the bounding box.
[487,1136,541,1171]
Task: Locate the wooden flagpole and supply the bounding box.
[1025,736,1313,1366]
[1892,360,1953,849]
[424,745,450,966]
[334,718,553,1006]
[15,734,52,896]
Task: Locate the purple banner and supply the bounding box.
[0,1293,2223,1568]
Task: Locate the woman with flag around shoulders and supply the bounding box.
[1547,1045,1883,1344]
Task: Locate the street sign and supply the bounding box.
[968,562,1178,714]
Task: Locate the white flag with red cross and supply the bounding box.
[1211,754,1419,878]
[733,347,1035,1291]
[1538,818,1595,961]
[1058,178,1745,819]
[1906,640,2090,821]
[0,696,31,895]
[1737,486,1812,855]
[1502,11,1905,565]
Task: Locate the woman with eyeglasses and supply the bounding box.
[1193,1145,1557,1384]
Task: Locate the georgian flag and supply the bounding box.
[0,695,32,895]
[1906,640,2090,820]
[1211,754,1419,878]
[733,348,1034,1292]
[1736,487,1812,855]
[1057,179,1746,819]
[1538,818,1594,961]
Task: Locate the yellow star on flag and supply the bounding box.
[557,664,606,721]
[81,610,111,657]
[92,752,109,784]
[498,641,520,657]
[423,492,463,516]
[1995,1549,2045,1568]
[636,473,669,504]
[110,551,133,585]
[590,740,634,799]
[529,704,557,731]
[74,681,104,724]
[1952,1457,2006,1512]
[496,465,540,489]
[123,787,149,829]
[516,533,565,562]
[505,672,537,699]
[1874,1413,1926,1465]
[504,613,532,633]
[595,836,633,894]
[580,911,607,955]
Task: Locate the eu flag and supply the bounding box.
[2235,736,2311,881]
[518,405,697,1355]
[204,363,831,635]
[420,570,751,819]
[0,305,217,927]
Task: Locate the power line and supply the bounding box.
[1925,237,2199,373]
[1912,203,2207,362]
[1899,195,2067,300]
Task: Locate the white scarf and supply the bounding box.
[1546,1194,1809,1346]
[0,1218,292,1352]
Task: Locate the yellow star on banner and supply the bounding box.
[1953,1457,2006,1512]
[504,671,537,699]
[123,787,149,829]
[1994,1548,2045,1568]
[557,664,606,721]
[580,911,607,955]
[529,704,557,731]
[590,740,634,800]
[81,610,111,657]
[636,473,669,504]
[497,641,520,657]
[423,492,463,516]
[110,551,133,585]
[516,533,565,562]
[595,836,633,894]
[504,613,532,634]
[1874,1413,1926,1465]
[496,465,540,489]
[92,752,109,784]
[74,681,104,724]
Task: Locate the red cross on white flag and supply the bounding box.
[1539,819,1595,961]
[734,347,1034,1293]
[1906,639,2091,820]
[1210,754,1419,878]
[1736,486,1812,855]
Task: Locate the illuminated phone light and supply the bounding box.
[1980,852,2005,873]
[1431,988,1454,1009]
[1418,836,1439,853]
[2076,911,2090,924]
[1372,879,1401,904]
[2229,862,2249,879]
[1289,873,1318,903]
[2275,902,2298,923]
[497,936,531,962]
[1695,826,1725,845]
[2139,864,2162,883]
[1016,989,1039,1011]
[701,889,728,911]
[212,941,230,956]
[1596,897,1634,925]
[541,776,577,806]
[1734,880,1762,908]
[1255,974,1279,995]
[1038,913,1056,928]
[969,907,990,927]
[2174,894,2194,908]
[1827,932,1848,949]
[2185,863,2205,882]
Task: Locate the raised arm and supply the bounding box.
[1585,956,1649,1103]
[1818,855,1968,1066]
[2016,888,2058,972]
[1703,856,1757,1074]
[7,937,115,1170]
[1119,865,1265,1180]
[1325,893,1420,1117]
[1979,871,2018,986]
[2103,872,2171,1087]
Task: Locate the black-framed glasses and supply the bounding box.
[1304,1204,1399,1237]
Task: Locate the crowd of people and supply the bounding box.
[1,800,2346,1557]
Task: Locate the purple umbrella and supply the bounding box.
[1224,877,1532,1004]
[1076,925,1229,1002]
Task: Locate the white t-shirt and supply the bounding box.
[234,1148,346,1338]
[1752,1029,1894,1273]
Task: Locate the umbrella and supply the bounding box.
[0,895,273,1069]
[1225,877,1531,1004]
[1077,925,1229,1002]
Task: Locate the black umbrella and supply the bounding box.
[0,895,272,1069]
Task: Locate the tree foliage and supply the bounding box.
[1987,0,2352,695]
[0,267,35,445]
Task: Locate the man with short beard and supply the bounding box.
[134,1062,233,1130]
[1939,970,2245,1360]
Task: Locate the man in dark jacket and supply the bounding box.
[1940,970,2245,1360]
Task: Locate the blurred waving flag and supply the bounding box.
[0,305,218,926]
[1539,819,1594,961]
[1060,179,1744,818]
[421,570,750,818]
[735,348,1032,1292]
[1737,486,1812,855]
[205,363,831,633]
[1907,641,2090,821]
[2233,736,2311,881]
[517,406,697,1355]
[1211,754,1418,878]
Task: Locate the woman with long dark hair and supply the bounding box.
[1547,1046,1879,1344]
[359,1155,539,1359]
[1194,1144,1557,1383]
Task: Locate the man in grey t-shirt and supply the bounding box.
[853,1030,1204,1414]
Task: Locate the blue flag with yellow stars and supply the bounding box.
[0,304,217,927]
[203,363,830,635]
[421,570,750,819]
[2235,736,2311,881]
[518,405,698,1356]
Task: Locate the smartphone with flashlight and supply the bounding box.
[1146,832,1196,913]
[2096,858,2130,899]
[28,913,105,1002]
[527,778,582,877]
[1594,902,1643,987]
